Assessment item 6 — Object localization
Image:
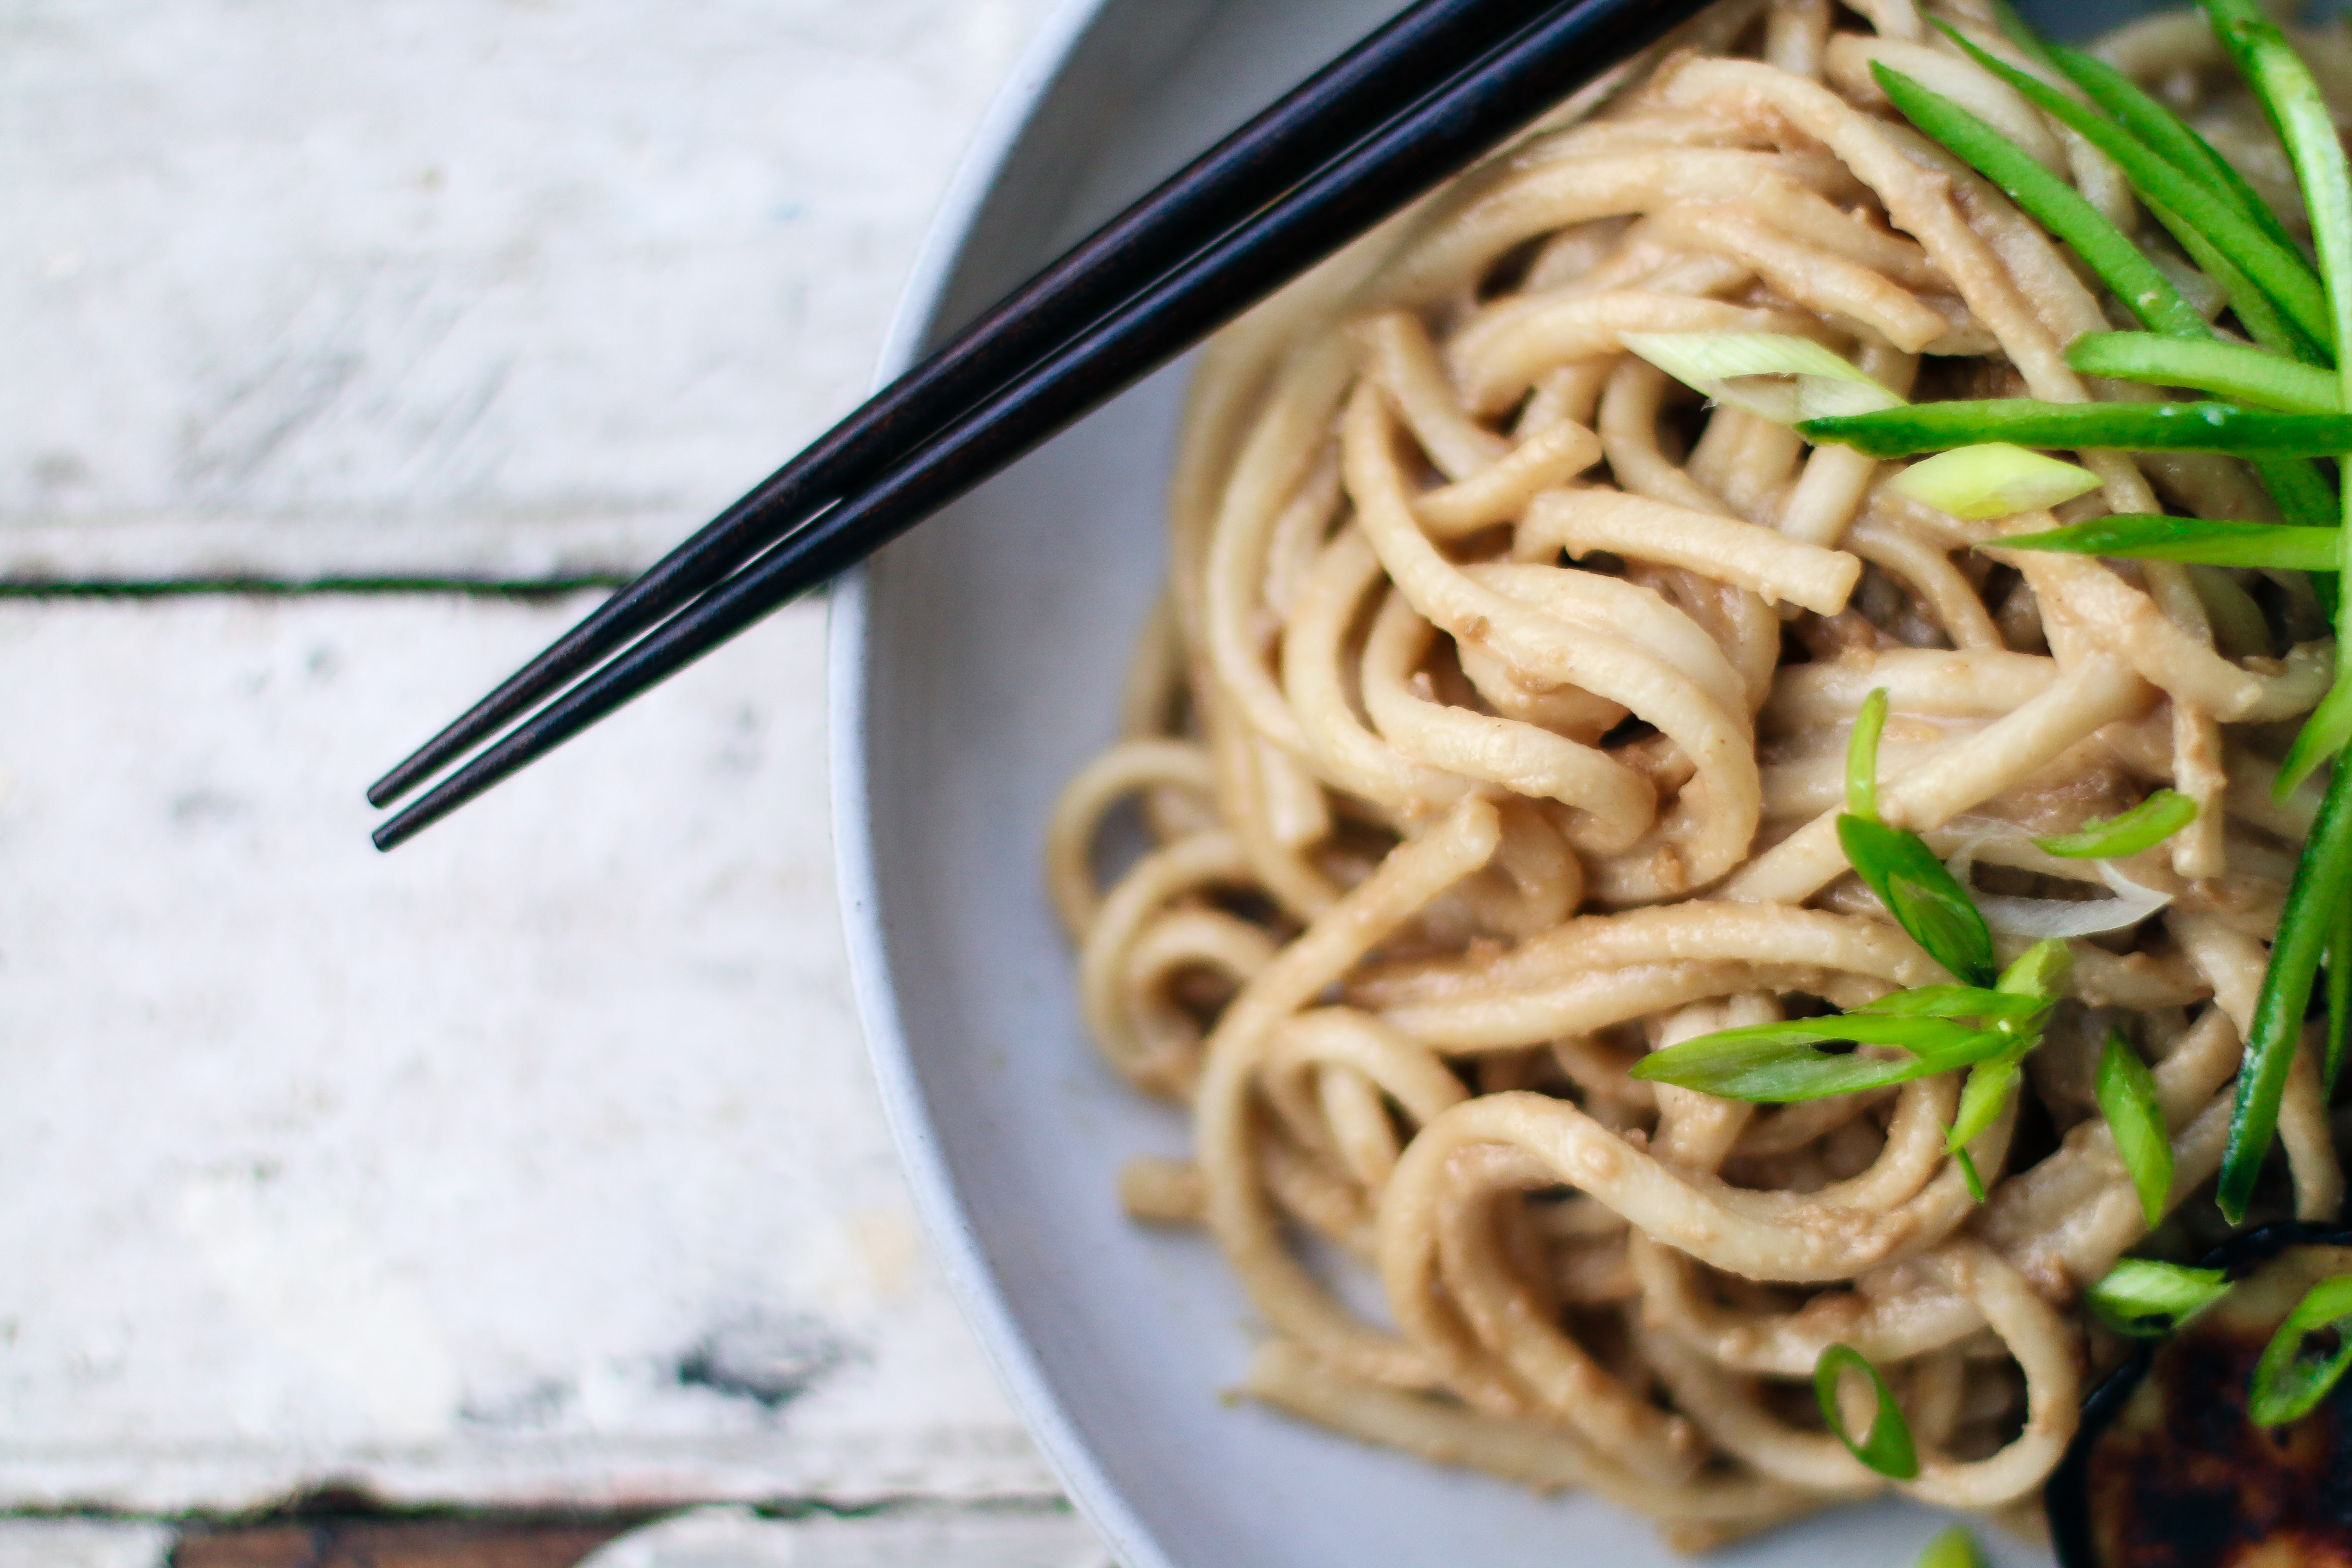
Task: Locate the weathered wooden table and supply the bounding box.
[3,1,1114,1561]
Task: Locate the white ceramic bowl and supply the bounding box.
[831,4,2101,1562]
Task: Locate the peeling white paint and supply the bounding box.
[176,1167,462,1441]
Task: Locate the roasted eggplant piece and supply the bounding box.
[2050,1225,2352,1568]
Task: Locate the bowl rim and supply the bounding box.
[824,4,1175,1565]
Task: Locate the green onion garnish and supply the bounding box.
[1889,442,2101,520]
[1874,64,2206,340]
[1996,514,2340,573]
[1627,1015,2010,1102]
[1813,1343,1920,1479]
[2249,1274,2352,1426]
[1948,1055,2021,1158]
[2153,195,2336,369]
[2034,790,2199,859]
[1847,686,1888,823]
[2329,904,2352,1094]
[2067,333,2342,413]
[1849,984,2048,1020]
[1879,35,2339,528]
[1998,937,2074,1001]
[1940,22,2332,349]
[1800,401,2352,458]
[2221,765,2352,1221]
[1838,814,1998,987]
[1617,331,1905,424]
[1916,1525,1987,1568]
[2084,1258,2232,1337]
[2042,41,2303,256]
[1942,940,2070,1169]
[1954,1144,1987,1203]
[2096,1029,2173,1228]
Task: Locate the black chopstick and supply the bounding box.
[365,0,1575,813]
[371,0,1710,850]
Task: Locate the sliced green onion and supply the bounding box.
[1801,401,2352,458]
[1814,1343,1920,1479]
[1996,514,2340,573]
[2200,0,2352,374]
[2035,790,2199,858]
[1877,65,2206,340]
[2201,0,2352,791]
[1942,940,2071,1166]
[1949,1055,2021,1155]
[2249,1274,2352,1426]
[1628,1015,2009,1102]
[1847,686,1889,822]
[1851,985,2047,1020]
[2220,763,2352,1221]
[1998,937,2074,1000]
[2150,195,2334,369]
[1890,443,2101,520]
[2097,1030,2173,1228]
[1618,331,1905,423]
[1838,815,1997,987]
[2277,678,2352,794]
[1940,23,2331,349]
[2329,900,2352,1095]
[2085,1258,2231,1337]
[2067,334,2342,413]
[1917,1525,1988,1568]
[2257,456,2347,536]
[1954,1143,1988,1203]
[2043,42,2303,256]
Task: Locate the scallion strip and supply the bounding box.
[2150,196,2334,369]
[2278,679,2352,793]
[1891,443,2101,520]
[1627,1015,2010,1102]
[1940,24,2331,348]
[1917,1525,1987,1568]
[2249,1274,2352,1426]
[1851,985,2047,1020]
[2331,900,2352,1095]
[1838,814,1997,986]
[1876,64,2205,339]
[1954,1144,1987,1203]
[1800,401,2352,458]
[2097,1030,2173,1228]
[2034,790,2199,858]
[2043,41,2302,255]
[2202,0,2352,789]
[1996,515,2338,573]
[1814,1344,1920,1479]
[2067,334,2341,413]
[2220,762,2352,1221]
[1999,937,2074,1001]
[1948,1055,2021,1155]
[1943,939,2070,1158]
[1847,686,1888,822]
[2085,1258,2231,1337]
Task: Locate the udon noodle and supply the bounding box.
[1047,0,2348,1546]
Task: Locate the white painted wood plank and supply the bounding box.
[3,0,1065,580]
[0,595,1050,1510]
[583,1505,1111,1568]
[0,1522,172,1568]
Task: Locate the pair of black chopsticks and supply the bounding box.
[368,0,1712,849]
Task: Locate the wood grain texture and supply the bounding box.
[1,0,1066,580]
[0,595,1047,1510]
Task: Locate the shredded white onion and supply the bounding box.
[1944,836,2173,938]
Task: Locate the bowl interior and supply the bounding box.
[838,1,2129,1563]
